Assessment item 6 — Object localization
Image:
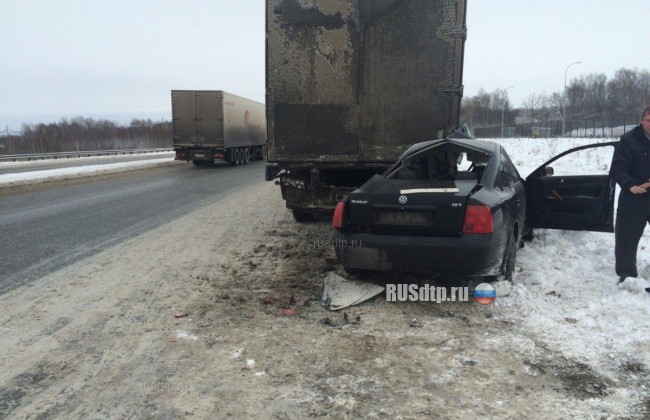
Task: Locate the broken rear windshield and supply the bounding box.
[387,145,492,183]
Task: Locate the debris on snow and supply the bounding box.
[176,330,198,341]
[321,272,384,311]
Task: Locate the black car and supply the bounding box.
[332,135,617,280]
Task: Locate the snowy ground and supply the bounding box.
[0,152,178,188]
[0,151,173,169]
[491,137,650,386]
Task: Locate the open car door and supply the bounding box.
[525,142,617,232]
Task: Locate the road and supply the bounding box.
[0,161,265,293]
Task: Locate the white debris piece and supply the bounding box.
[321,272,384,311]
[176,330,198,341]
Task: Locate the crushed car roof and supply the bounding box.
[400,137,499,160]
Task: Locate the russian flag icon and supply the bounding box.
[474,283,496,305]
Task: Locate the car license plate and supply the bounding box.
[194,153,204,158]
[376,210,430,225]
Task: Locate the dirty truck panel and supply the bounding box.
[266,0,467,215]
[267,0,466,162]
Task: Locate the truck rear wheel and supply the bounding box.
[234,148,241,166]
[243,147,250,164]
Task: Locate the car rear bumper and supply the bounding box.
[333,230,505,276]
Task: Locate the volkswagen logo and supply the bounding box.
[398,195,408,205]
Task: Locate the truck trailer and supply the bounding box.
[172,90,266,166]
[265,0,467,221]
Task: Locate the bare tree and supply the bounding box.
[521,93,543,123]
[7,118,172,155]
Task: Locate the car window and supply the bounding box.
[542,143,615,176]
[393,157,428,180]
[501,149,522,182]
[389,146,491,183]
[495,161,520,189]
[496,163,507,188]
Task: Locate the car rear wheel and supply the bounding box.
[500,233,517,282]
[522,225,534,242]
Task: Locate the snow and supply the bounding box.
[0,156,177,187]
[0,151,173,168]
[492,137,615,177]
[488,137,650,378]
[176,330,198,341]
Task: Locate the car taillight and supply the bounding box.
[332,201,346,229]
[175,151,184,159]
[463,205,493,234]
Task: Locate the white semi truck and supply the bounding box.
[172,90,266,166]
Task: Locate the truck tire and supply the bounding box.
[234,148,241,166]
[243,147,250,164]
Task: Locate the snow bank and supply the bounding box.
[489,137,650,375]
[0,157,177,187]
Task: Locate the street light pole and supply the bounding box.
[562,61,581,136]
[501,86,513,138]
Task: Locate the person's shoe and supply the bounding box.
[618,276,627,284]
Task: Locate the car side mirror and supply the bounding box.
[545,166,554,176]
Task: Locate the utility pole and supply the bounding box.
[501,86,513,138]
[563,61,581,136]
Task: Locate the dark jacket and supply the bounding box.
[610,124,650,195]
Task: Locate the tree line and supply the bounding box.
[461,67,650,136]
[0,117,172,155]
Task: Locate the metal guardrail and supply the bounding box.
[0,148,173,162]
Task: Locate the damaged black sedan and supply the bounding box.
[332,136,616,279]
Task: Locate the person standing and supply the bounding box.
[610,106,650,289]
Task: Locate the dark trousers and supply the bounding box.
[615,193,650,277]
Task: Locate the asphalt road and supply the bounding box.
[0,161,266,294]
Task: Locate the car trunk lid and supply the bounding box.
[347,175,477,236]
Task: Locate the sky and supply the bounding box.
[1,0,648,131]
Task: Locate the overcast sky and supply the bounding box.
[1,0,648,130]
